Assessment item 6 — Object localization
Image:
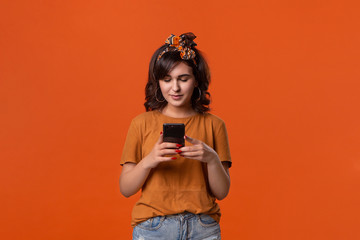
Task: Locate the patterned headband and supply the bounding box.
[157,33,197,64]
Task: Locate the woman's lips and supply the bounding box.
[170,95,183,100]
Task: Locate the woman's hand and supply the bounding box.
[179,135,230,200]
[120,132,181,197]
[142,133,181,169]
[179,135,219,165]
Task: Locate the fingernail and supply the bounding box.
[171,157,177,160]
[176,144,182,147]
[175,150,182,153]
[160,131,163,135]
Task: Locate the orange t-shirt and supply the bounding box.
[120,110,231,227]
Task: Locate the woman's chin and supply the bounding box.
[165,100,191,110]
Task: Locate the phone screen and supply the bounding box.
[163,123,185,147]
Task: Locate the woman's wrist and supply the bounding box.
[206,154,220,166]
[139,156,153,170]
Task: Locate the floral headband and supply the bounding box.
[157,33,197,64]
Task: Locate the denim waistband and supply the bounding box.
[133,212,221,240]
[167,211,197,220]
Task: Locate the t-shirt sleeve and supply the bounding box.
[120,119,142,165]
[214,120,232,168]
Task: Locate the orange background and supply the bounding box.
[1,0,360,239]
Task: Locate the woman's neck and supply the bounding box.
[160,105,197,118]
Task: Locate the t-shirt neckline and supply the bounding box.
[154,110,200,121]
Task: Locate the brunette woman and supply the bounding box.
[120,32,231,240]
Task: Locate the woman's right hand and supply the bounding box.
[141,133,180,169]
[120,133,181,197]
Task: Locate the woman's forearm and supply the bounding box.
[119,159,151,198]
[120,136,181,197]
[207,157,230,200]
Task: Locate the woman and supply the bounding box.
[120,32,231,240]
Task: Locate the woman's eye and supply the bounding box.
[163,79,171,82]
[179,78,189,82]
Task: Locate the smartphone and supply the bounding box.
[163,123,185,147]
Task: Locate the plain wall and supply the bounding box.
[1,0,360,239]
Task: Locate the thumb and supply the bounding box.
[185,135,200,144]
[157,132,164,144]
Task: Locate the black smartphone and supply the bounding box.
[163,123,185,147]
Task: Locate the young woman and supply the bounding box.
[120,32,231,240]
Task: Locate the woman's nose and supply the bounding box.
[172,80,180,92]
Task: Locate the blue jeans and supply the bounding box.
[132,212,221,240]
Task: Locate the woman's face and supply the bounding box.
[159,62,197,110]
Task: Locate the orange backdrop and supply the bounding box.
[1,0,360,239]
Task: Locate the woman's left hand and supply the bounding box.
[180,135,230,200]
[179,136,219,164]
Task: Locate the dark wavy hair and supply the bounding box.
[144,34,211,113]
